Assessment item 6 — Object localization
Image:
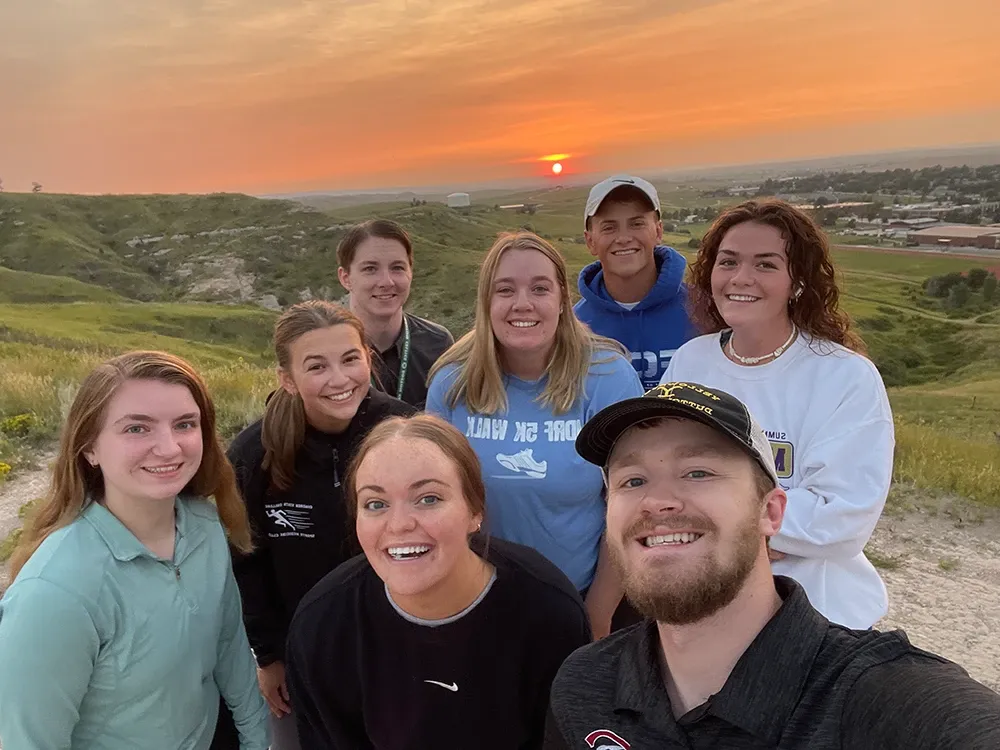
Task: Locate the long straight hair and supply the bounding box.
[262,300,370,491]
[428,231,625,415]
[10,351,253,581]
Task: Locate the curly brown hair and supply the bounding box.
[687,199,865,354]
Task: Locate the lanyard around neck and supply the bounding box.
[372,315,411,401]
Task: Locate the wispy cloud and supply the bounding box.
[0,0,997,192]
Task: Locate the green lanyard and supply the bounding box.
[373,315,411,400]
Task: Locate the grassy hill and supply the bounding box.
[0,190,998,510]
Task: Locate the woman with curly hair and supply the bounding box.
[660,199,894,630]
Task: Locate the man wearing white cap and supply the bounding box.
[575,175,695,388]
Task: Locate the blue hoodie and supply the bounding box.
[573,245,695,388]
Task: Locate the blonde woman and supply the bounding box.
[426,232,644,638]
[0,351,269,750]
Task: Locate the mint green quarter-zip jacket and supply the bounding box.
[0,496,270,750]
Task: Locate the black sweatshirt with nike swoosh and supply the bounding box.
[284,534,592,750]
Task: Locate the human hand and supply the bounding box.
[257,661,291,717]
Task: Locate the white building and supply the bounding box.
[447,192,471,208]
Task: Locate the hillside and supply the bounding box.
[1,190,999,509]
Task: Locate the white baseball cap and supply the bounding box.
[584,174,661,224]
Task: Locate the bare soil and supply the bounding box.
[1,466,998,694]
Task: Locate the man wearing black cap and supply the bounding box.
[544,382,1000,749]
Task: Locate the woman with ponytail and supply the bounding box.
[223,300,414,750]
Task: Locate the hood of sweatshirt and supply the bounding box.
[577,245,686,313]
[573,245,694,388]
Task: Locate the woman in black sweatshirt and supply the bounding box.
[215,300,415,750]
[284,413,592,749]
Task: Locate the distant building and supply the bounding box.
[447,192,471,208]
[907,225,1000,249]
[887,217,941,230]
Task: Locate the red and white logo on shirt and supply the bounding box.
[584,729,631,749]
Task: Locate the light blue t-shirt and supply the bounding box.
[426,350,643,591]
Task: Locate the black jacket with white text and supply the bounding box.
[227,389,416,667]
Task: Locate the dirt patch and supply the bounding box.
[868,488,1000,692]
[0,452,55,593]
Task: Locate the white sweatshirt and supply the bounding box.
[661,331,895,629]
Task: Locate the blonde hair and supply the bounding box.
[428,231,625,415]
[262,300,370,491]
[10,351,253,580]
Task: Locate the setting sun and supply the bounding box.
[552,162,563,175]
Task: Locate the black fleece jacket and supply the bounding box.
[228,389,416,667]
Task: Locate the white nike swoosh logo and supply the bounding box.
[424,680,458,692]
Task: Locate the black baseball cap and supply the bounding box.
[575,381,779,487]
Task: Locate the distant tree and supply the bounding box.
[662,222,676,232]
[814,196,830,208]
[31,182,42,193]
[846,218,857,229]
[967,267,988,290]
[947,281,970,309]
[983,273,998,303]
[687,237,701,249]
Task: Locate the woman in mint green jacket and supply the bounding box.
[0,351,270,750]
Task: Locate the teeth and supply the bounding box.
[510,321,538,328]
[374,294,395,299]
[728,295,758,302]
[144,465,181,474]
[612,248,639,255]
[388,545,431,560]
[326,389,355,402]
[643,532,702,547]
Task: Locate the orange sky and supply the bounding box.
[1,0,998,195]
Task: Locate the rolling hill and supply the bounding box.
[1,189,999,507]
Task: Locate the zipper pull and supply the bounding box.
[332,448,340,488]
[174,565,181,581]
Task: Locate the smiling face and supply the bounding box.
[489,248,562,365]
[279,323,371,433]
[338,236,413,320]
[84,378,204,508]
[710,221,795,332]
[585,194,662,283]
[354,435,483,601]
[605,417,783,624]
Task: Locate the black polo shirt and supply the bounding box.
[372,312,453,409]
[544,576,1000,749]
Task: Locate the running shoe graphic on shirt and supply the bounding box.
[496,449,548,479]
[265,507,314,532]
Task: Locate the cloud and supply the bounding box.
[0,0,997,193]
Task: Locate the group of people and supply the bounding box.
[0,174,997,749]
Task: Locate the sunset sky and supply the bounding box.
[1,0,998,195]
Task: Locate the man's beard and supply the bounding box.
[611,510,761,625]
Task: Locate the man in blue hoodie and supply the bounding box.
[574,174,696,388]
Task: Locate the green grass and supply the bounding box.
[938,556,961,572]
[865,549,906,571]
[0,528,20,563]
[2,189,1000,511]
